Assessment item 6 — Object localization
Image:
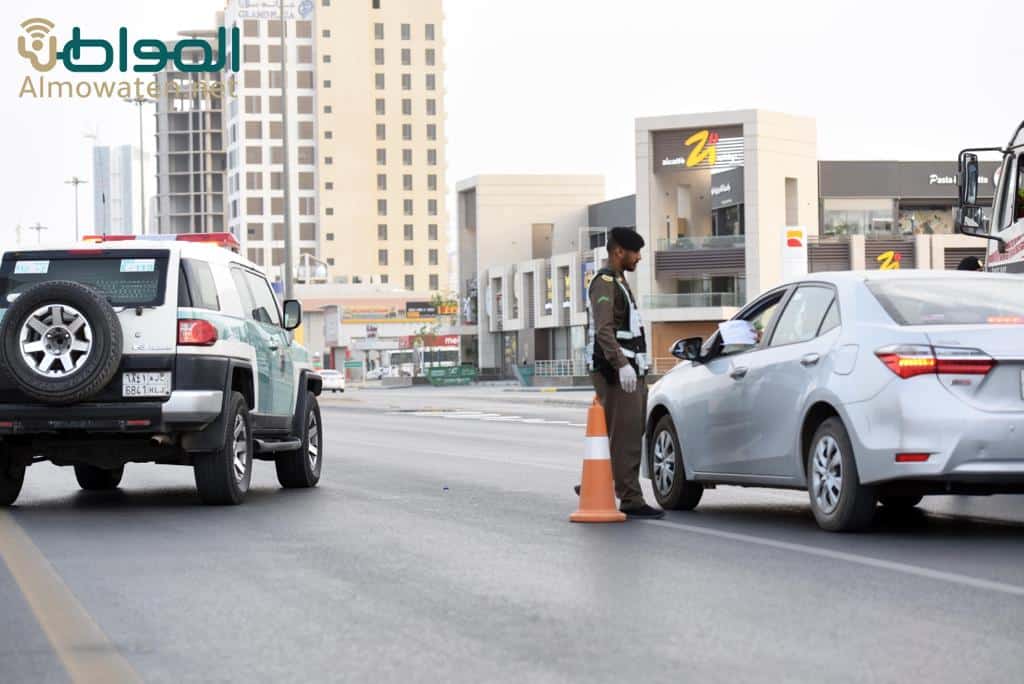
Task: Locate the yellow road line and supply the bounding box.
[0,511,140,683]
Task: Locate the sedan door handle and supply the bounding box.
[730,366,748,380]
[800,353,821,367]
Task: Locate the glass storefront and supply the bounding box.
[712,204,744,236]
[897,205,954,235]
[822,198,894,237]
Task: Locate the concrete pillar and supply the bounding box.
[850,235,866,270]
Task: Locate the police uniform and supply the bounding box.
[586,230,650,512]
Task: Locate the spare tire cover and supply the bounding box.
[0,280,123,404]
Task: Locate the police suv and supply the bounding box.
[0,233,323,506]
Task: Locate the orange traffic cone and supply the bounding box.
[570,397,626,523]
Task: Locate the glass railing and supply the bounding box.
[657,235,746,251]
[643,292,744,308]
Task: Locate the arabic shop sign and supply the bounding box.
[652,125,744,173]
[17,17,238,99]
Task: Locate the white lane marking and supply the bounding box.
[642,518,1024,598]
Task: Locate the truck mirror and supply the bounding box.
[959,153,980,206]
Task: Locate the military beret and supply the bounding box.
[609,227,645,252]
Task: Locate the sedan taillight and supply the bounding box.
[876,345,995,379]
[178,319,218,346]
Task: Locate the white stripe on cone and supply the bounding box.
[583,435,611,460]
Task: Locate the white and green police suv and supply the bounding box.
[0,234,324,506]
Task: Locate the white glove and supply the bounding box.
[618,363,638,393]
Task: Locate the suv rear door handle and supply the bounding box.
[800,353,821,367]
[730,366,748,380]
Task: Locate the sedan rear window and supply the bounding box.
[0,252,168,307]
[867,278,1024,325]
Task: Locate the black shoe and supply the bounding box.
[573,484,581,496]
[621,504,665,520]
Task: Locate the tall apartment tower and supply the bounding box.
[92,144,134,235]
[153,32,227,234]
[316,0,449,292]
[223,0,320,277]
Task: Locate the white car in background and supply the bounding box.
[319,369,345,393]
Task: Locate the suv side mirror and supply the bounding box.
[959,152,980,206]
[283,299,302,330]
[670,337,703,362]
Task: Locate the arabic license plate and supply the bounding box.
[122,372,172,398]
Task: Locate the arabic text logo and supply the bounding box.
[18,17,57,72]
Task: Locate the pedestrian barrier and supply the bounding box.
[570,397,627,523]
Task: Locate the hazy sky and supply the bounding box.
[2,0,1021,245]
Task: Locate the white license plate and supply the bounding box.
[122,372,172,398]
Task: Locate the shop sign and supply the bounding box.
[426,366,478,387]
[406,301,438,318]
[653,125,744,173]
[781,227,808,281]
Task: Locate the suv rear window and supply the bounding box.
[867,278,1024,325]
[0,251,169,307]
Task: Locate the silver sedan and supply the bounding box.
[644,270,1024,532]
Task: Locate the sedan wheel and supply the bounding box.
[806,417,876,532]
[649,415,703,511]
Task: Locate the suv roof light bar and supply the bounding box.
[81,233,241,253]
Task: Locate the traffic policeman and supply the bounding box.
[584,227,664,519]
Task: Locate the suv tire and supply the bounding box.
[276,392,323,489]
[194,392,253,505]
[1,451,25,507]
[74,464,124,491]
[0,281,123,404]
[807,417,876,532]
[649,414,703,510]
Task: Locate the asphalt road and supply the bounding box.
[2,387,1023,683]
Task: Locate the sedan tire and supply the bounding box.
[649,415,703,511]
[807,417,876,532]
[879,494,923,510]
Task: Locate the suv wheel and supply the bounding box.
[74,464,124,491]
[276,392,323,489]
[649,415,703,511]
[807,417,876,532]
[0,281,123,404]
[194,392,253,505]
[1,450,25,506]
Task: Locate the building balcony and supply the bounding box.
[643,292,744,308]
[654,237,746,279]
[656,235,746,251]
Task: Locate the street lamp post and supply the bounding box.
[64,176,88,241]
[279,0,294,300]
[28,222,47,244]
[124,97,155,235]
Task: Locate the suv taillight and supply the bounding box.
[178,319,218,346]
[875,345,995,379]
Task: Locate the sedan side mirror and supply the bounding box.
[670,337,703,362]
[283,299,302,330]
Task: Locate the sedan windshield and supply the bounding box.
[868,278,1024,325]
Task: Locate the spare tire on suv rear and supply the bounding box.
[0,281,123,404]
